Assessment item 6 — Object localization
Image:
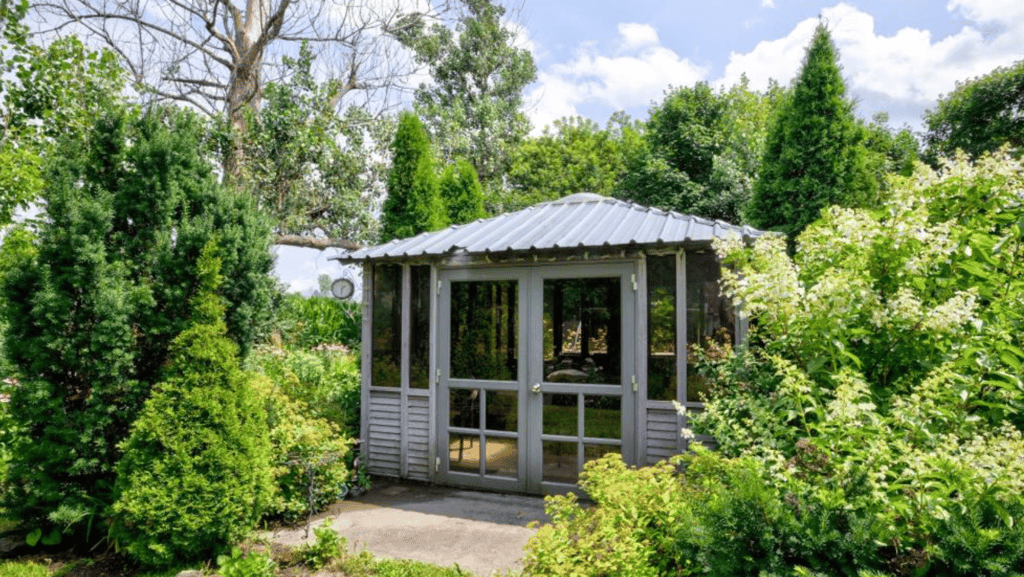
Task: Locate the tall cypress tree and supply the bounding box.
[749,23,876,240]
[440,158,487,225]
[381,111,447,241]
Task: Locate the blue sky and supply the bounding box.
[280,0,1024,293]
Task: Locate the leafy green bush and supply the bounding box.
[0,561,48,577]
[523,454,698,577]
[246,345,360,434]
[217,546,276,577]
[526,152,1024,577]
[0,105,274,537]
[110,244,273,567]
[295,521,345,570]
[254,376,361,521]
[275,293,361,350]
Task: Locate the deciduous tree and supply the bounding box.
[398,0,536,201]
[924,59,1024,162]
[31,0,453,180]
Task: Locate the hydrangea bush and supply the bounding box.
[524,151,1024,577]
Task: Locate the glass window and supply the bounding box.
[371,264,401,388]
[450,280,518,380]
[647,255,677,400]
[410,266,431,389]
[542,278,621,384]
[686,251,734,403]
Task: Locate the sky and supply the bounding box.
[278,0,1024,294]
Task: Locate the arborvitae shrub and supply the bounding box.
[111,243,272,567]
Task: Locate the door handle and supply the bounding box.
[532,383,541,394]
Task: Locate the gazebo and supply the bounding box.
[334,193,764,495]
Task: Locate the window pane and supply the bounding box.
[450,280,518,380]
[410,266,431,389]
[449,388,480,429]
[484,437,518,478]
[542,441,577,484]
[543,278,621,384]
[584,444,619,470]
[485,390,517,432]
[449,433,480,474]
[371,264,401,388]
[543,393,577,436]
[647,255,677,401]
[583,395,621,439]
[686,252,733,403]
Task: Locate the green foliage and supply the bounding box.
[253,376,360,521]
[295,522,346,570]
[0,33,124,228]
[217,547,276,577]
[111,243,273,567]
[397,0,537,198]
[381,112,447,241]
[750,23,877,239]
[246,345,361,433]
[924,59,1024,162]
[0,561,48,577]
[522,454,696,577]
[439,158,487,225]
[508,113,644,210]
[274,293,361,350]
[0,105,275,534]
[619,77,784,225]
[237,42,391,242]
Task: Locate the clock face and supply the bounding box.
[331,278,355,300]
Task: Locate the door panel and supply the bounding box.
[439,264,635,494]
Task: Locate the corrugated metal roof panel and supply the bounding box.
[336,193,766,262]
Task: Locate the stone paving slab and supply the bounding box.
[265,480,549,576]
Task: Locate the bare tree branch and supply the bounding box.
[274,235,362,251]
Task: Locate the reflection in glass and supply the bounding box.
[410,266,431,389]
[371,264,401,387]
[450,280,518,380]
[449,433,480,474]
[449,389,480,429]
[543,441,578,484]
[543,278,621,384]
[485,390,517,432]
[583,395,621,439]
[686,252,733,403]
[647,255,677,401]
[543,393,578,436]
[484,437,518,477]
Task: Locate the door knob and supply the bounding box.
[532,383,541,394]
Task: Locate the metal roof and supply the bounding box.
[335,193,766,262]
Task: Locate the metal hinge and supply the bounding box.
[437,280,442,295]
[435,369,441,386]
[631,375,638,392]
[435,456,441,473]
[631,274,638,291]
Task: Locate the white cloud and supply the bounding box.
[526,23,708,132]
[761,0,776,7]
[716,2,1023,122]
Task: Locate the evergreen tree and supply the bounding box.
[440,158,487,225]
[381,111,447,241]
[0,105,275,535]
[749,23,876,240]
[112,242,273,567]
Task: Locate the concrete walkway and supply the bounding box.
[265,480,549,576]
